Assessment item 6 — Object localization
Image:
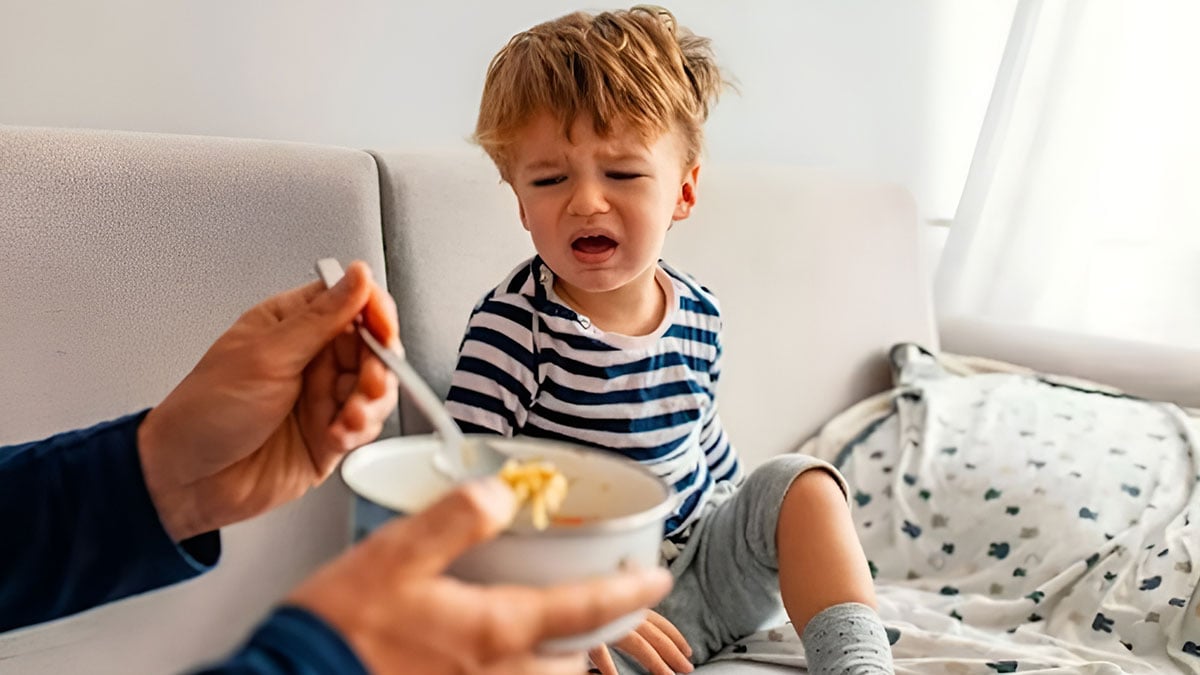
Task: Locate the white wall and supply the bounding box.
[1,0,1015,223]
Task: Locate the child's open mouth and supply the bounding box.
[570,235,618,263]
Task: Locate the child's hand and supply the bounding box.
[588,610,694,674]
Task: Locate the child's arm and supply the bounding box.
[699,317,743,484]
[444,293,539,436]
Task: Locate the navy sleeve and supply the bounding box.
[193,607,367,675]
[0,411,220,632]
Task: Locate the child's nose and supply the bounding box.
[566,179,610,217]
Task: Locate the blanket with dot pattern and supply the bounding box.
[710,347,1199,674]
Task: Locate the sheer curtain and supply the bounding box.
[935,0,1200,349]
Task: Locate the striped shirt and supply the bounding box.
[445,256,742,538]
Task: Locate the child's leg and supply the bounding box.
[778,468,893,673]
[777,468,877,629]
[644,456,854,665]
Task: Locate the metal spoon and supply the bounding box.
[314,258,504,481]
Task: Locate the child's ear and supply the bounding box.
[673,164,701,221]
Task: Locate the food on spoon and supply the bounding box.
[499,458,568,530]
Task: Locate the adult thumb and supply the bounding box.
[279,260,374,365]
[374,477,517,577]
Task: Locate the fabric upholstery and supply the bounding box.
[372,150,937,469]
[0,125,385,674]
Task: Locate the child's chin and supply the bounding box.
[563,271,634,294]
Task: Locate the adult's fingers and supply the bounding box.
[481,652,590,675]
[353,338,393,400]
[261,279,326,321]
[532,568,672,642]
[275,261,374,367]
[333,330,360,372]
[361,280,400,349]
[300,341,341,427]
[324,373,397,455]
[468,566,672,659]
[371,477,517,577]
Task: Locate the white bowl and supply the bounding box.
[341,434,675,653]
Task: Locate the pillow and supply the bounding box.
[819,343,1200,663]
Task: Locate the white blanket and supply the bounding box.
[711,352,1200,673]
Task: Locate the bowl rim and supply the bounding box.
[342,433,679,537]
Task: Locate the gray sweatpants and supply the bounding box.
[609,454,848,673]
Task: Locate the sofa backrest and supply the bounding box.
[0,126,935,671]
[0,126,386,674]
[372,150,937,469]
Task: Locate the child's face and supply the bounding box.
[508,111,699,297]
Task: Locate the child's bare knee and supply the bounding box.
[783,468,848,510]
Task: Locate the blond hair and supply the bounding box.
[474,5,727,180]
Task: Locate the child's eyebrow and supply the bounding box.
[521,159,563,173]
[599,151,650,164]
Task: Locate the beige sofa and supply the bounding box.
[0,125,933,673]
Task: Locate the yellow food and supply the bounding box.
[498,458,568,530]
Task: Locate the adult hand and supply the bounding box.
[290,477,675,674]
[588,610,693,675]
[138,261,399,541]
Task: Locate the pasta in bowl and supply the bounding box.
[341,434,675,653]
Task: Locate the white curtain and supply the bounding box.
[935,0,1200,349]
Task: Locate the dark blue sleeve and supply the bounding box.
[0,411,220,632]
[193,607,367,675]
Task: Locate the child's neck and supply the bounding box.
[554,267,666,337]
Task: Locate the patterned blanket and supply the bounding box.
[710,347,1200,674]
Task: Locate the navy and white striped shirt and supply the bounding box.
[445,256,742,537]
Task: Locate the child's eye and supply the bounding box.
[531,176,566,187]
[607,172,643,180]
